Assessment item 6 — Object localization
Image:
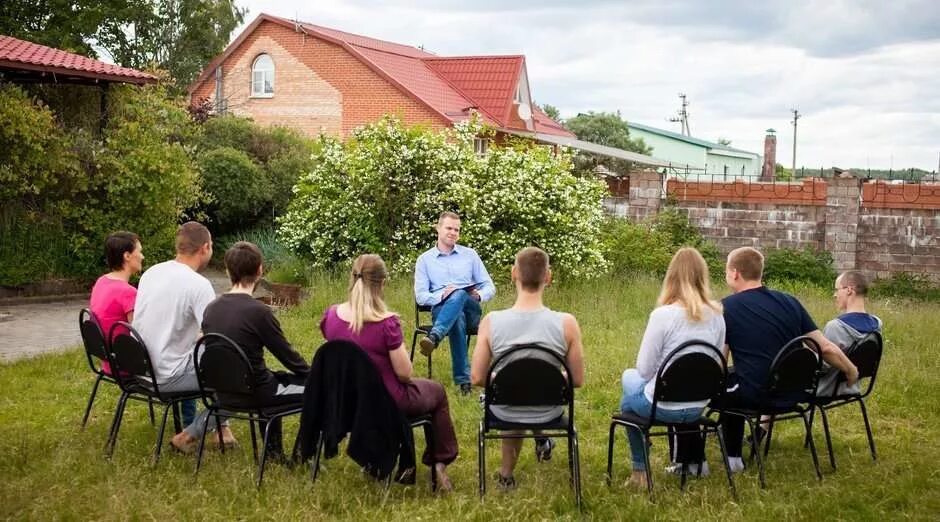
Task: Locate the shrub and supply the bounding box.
[278,116,608,277]
[871,273,940,302]
[603,208,723,277]
[0,205,81,286]
[0,84,78,201]
[199,147,270,230]
[763,246,835,287]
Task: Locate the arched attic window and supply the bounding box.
[251,53,274,97]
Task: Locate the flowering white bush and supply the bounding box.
[277,115,608,278]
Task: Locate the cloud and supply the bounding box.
[233,0,940,169]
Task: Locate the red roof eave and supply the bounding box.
[0,59,156,84]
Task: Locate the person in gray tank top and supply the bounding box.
[471,247,585,490]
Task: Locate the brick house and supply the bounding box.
[189,13,576,144]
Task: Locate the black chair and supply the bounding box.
[307,340,438,491]
[812,331,883,470]
[710,335,823,488]
[478,344,582,510]
[79,309,153,429]
[606,340,736,500]
[104,321,202,463]
[409,303,476,378]
[191,333,305,488]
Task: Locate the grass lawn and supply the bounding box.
[1,274,938,520]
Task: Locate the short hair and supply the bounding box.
[839,270,869,295]
[224,242,263,286]
[104,231,140,271]
[515,246,549,291]
[727,247,764,281]
[175,222,211,255]
[438,211,460,224]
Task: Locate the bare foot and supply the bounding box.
[170,431,197,454]
[626,470,648,489]
[434,463,453,493]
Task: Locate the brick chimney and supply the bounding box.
[761,128,776,181]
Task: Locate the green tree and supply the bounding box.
[564,111,651,175]
[540,103,561,121]
[775,163,793,181]
[0,0,245,92]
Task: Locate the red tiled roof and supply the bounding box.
[0,35,156,84]
[192,14,573,136]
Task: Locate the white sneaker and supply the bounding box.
[665,461,710,477]
[727,457,745,473]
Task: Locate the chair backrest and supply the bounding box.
[841,331,883,398]
[651,340,726,413]
[764,335,822,400]
[484,343,572,420]
[107,321,161,395]
[193,333,255,400]
[415,302,432,324]
[79,308,108,373]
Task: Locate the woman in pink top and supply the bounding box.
[320,254,458,491]
[89,231,144,375]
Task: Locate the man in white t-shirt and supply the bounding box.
[133,221,235,451]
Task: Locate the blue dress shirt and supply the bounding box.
[414,244,496,306]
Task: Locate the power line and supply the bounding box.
[669,94,691,136]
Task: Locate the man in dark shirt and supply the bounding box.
[707,247,858,472]
[170,241,309,457]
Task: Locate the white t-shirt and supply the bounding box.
[132,260,216,383]
[635,303,726,410]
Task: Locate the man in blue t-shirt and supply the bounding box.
[703,247,858,473]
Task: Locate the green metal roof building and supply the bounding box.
[628,122,761,179]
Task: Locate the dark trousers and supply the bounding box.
[258,373,307,456]
[397,378,459,466]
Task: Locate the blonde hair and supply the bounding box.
[658,247,721,322]
[347,254,396,333]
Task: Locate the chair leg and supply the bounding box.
[715,427,738,501]
[105,392,129,459]
[571,430,582,511]
[605,422,617,486]
[257,417,274,488]
[763,415,776,458]
[152,403,173,466]
[410,330,419,362]
[249,420,259,465]
[171,401,180,432]
[194,413,212,475]
[859,399,877,460]
[214,414,225,455]
[819,406,836,470]
[745,418,767,489]
[423,422,437,491]
[149,401,157,427]
[311,431,324,483]
[478,423,486,498]
[801,411,823,481]
[804,407,816,448]
[81,375,104,429]
[641,429,654,500]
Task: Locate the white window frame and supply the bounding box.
[250,54,274,98]
[474,137,489,156]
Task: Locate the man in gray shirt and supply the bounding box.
[819,270,882,397]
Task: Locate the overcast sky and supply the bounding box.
[234,0,939,171]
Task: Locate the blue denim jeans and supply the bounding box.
[430,289,482,385]
[620,369,703,471]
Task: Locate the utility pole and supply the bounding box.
[790,108,800,175]
[669,94,691,136]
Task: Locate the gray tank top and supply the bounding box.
[488,307,568,424]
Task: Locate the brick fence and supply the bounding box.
[604,172,940,281]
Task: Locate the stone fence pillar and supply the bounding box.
[627,170,664,221]
[824,177,862,272]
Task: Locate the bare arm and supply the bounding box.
[808,330,858,386]
[470,315,493,387]
[562,313,585,388]
[388,343,413,383]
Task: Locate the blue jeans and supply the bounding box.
[430,289,482,385]
[619,369,702,471]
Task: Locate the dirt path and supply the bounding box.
[0,269,231,364]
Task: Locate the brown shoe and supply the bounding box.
[209,426,238,450]
[419,334,439,357]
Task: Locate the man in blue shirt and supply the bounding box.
[415,211,496,394]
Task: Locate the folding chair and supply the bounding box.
[307,340,438,491]
[478,344,582,510]
[710,335,823,488]
[408,303,476,378]
[192,333,304,488]
[104,321,202,464]
[606,340,736,500]
[812,331,883,470]
[79,309,153,428]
